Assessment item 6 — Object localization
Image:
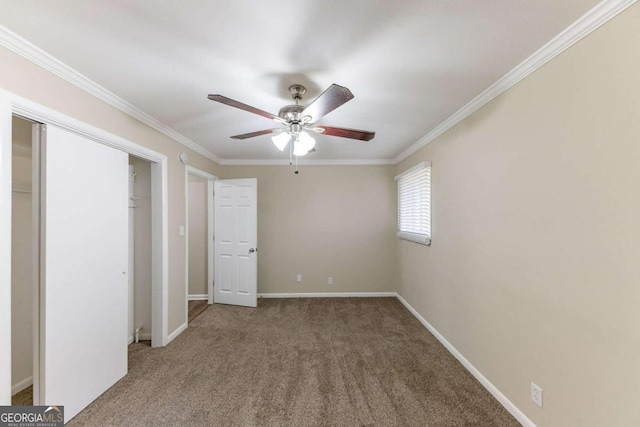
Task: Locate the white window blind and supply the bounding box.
[396,161,431,245]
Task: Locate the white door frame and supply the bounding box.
[0,94,12,405]
[185,166,216,319]
[0,89,170,405]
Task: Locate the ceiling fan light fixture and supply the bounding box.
[293,131,315,156]
[271,131,290,151]
[208,83,375,165]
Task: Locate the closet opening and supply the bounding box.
[2,94,171,414]
[9,120,165,409]
[128,156,153,346]
[10,115,41,406]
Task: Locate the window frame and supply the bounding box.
[395,161,432,246]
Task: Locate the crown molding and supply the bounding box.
[220,158,396,166]
[394,0,637,164]
[0,25,222,164]
[3,0,634,167]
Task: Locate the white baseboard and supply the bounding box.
[127,332,153,345]
[258,292,398,298]
[188,294,209,301]
[395,294,535,427]
[12,376,33,395]
[176,289,533,425]
[167,322,188,344]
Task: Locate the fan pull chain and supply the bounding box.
[289,137,293,165]
[295,155,299,174]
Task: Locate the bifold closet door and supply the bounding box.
[42,125,128,422]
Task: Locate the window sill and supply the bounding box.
[397,232,431,246]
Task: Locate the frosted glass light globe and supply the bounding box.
[293,132,315,156]
[271,132,290,151]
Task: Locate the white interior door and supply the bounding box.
[42,125,128,422]
[214,179,257,307]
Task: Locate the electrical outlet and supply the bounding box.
[297,274,302,282]
[531,382,543,408]
[328,277,333,285]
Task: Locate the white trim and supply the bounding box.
[258,292,398,298]
[397,231,431,246]
[184,166,217,326]
[185,166,218,182]
[188,294,209,301]
[167,322,188,344]
[0,88,170,353]
[0,21,388,167]
[127,332,153,345]
[394,0,637,163]
[0,25,221,165]
[31,123,42,405]
[11,376,33,395]
[0,1,634,167]
[0,95,12,405]
[10,92,166,163]
[395,161,431,180]
[220,158,395,166]
[207,179,214,305]
[395,294,536,427]
[150,159,169,347]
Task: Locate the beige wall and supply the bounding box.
[0,46,221,335]
[396,5,640,426]
[187,174,208,296]
[130,157,153,337]
[222,165,397,294]
[11,117,33,393]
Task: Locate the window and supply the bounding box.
[396,161,431,245]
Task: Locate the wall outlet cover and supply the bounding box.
[531,382,543,408]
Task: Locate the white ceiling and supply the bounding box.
[0,0,599,162]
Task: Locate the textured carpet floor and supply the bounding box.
[69,298,518,426]
[12,386,32,406]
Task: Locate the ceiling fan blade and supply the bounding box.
[208,94,284,123]
[302,84,354,123]
[315,126,375,141]
[230,129,281,140]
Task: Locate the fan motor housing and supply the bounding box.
[278,104,304,122]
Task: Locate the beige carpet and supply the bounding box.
[69,298,518,426]
[12,386,32,406]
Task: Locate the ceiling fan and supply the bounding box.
[207,83,375,157]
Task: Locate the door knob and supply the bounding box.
[249,248,255,253]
